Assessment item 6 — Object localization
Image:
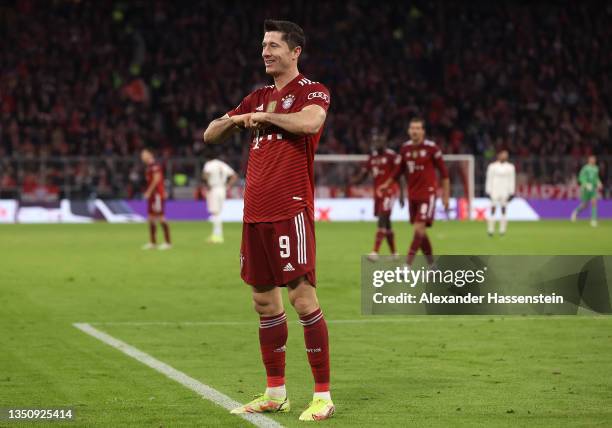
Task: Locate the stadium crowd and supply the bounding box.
[0,0,611,196]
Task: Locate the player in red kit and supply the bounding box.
[141,148,172,250]
[381,118,449,267]
[352,130,403,261]
[203,20,334,421]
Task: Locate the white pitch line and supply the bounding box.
[88,316,612,327]
[73,323,283,428]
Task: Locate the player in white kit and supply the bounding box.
[202,158,238,243]
[485,150,516,236]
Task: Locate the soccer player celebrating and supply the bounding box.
[202,155,238,244]
[352,129,403,261]
[141,148,171,250]
[381,118,449,267]
[485,149,516,236]
[571,155,603,227]
[203,20,334,421]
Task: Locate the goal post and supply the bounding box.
[314,153,475,220]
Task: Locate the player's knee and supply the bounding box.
[290,295,318,316]
[252,298,281,316]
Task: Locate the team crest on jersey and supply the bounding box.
[281,94,295,109]
[266,101,277,112]
[420,150,426,157]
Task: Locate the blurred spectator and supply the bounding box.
[0,0,610,196]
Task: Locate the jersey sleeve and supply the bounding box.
[433,146,449,179]
[485,164,493,195]
[298,83,331,112]
[227,91,256,117]
[509,165,516,194]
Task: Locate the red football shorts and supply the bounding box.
[374,192,396,216]
[240,209,316,288]
[147,194,165,216]
[409,194,436,227]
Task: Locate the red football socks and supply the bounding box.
[259,312,288,387]
[161,221,171,244]
[386,229,396,253]
[373,229,386,252]
[421,234,434,265]
[407,231,424,266]
[148,222,157,244]
[299,308,330,392]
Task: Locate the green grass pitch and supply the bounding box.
[1,220,612,427]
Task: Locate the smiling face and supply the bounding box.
[262,31,301,77]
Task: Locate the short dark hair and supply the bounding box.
[410,117,425,127]
[264,19,305,50]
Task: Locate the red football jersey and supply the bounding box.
[227,74,331,223]
[394,139,448,200]
[145,162,165,196]
[364,148,400,195]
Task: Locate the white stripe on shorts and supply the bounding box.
[427,194,435,218]
[294,215,302,264]
[294,212,307,265]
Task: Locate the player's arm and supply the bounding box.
[202,171,210,189]
[247,105,326,136]
[227,173,239,188]
[434,151,450,210]
[203,114,252,145]
[485,164,493,196]
[578,166,588,188]
[379,154,404,193]
[509,164,516,197]
[144,170,162,199]
[397,175,405,208]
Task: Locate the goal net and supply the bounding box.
[314,154,475,220]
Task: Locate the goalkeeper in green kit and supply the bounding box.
[571,155,603,227]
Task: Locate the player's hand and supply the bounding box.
[246,112,270,130]
[377,182,389,197]
[507,194,514,202]
[399,198,405,208]
[143,192,150,200]
[443,196,450,212]
[230,113,252,130]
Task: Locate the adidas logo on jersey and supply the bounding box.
[283,263,295,272]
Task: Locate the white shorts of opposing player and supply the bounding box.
[488,193,510,235]
[207,187,226,240]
